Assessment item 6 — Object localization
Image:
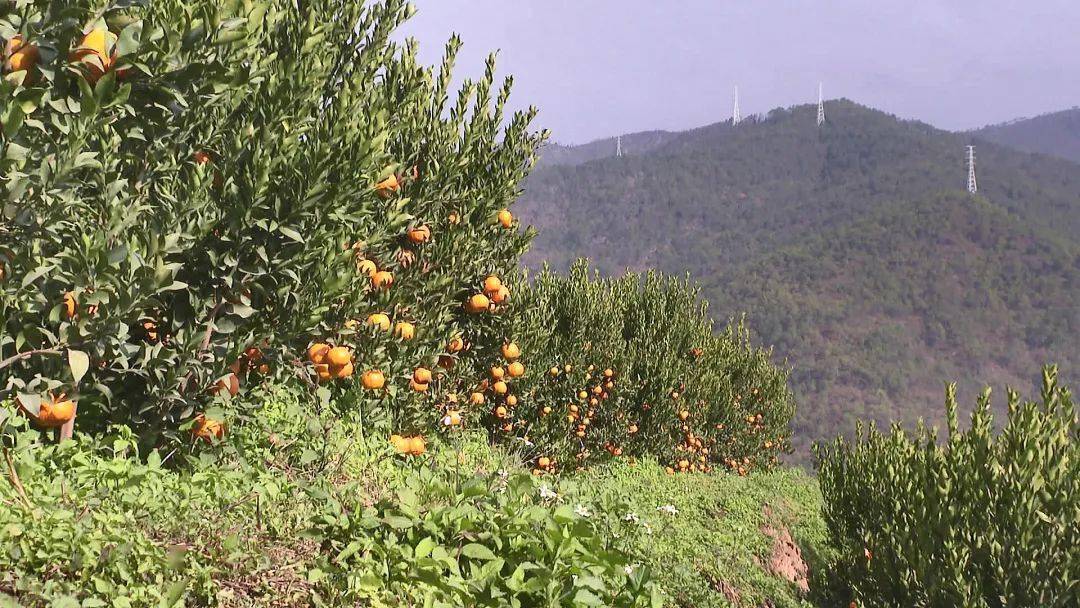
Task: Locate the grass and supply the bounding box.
[1,386,830,607]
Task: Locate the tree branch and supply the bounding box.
[0,347,65,373]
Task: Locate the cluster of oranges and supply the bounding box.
[390,434,427,456]
[665,431,714,475]
[3,28,129,85]
[357,257,394,290]
[466,274,511,314]
[307,343,355,381]
[477,341,525,433]
[557,365,619,446]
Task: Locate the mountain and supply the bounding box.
[972,107,1080,163]
[536,130,679,168]
[517,100,1080,463]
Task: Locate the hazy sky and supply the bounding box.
[395,0,1080,145]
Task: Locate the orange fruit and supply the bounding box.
[448,211,460,224]
[408,436,426,455]
[5,35,40,76]
[447,336,465,352]
[470,392,485,405]
[413,367,432,384]
[371,270,394,289]
[497,209,513,228]
[333,362,354,379]
[507,361,524,378]
[483,275,502,293]
[538,456,551,469]
[542,406,552,415]
[394,321,415,340]
[193,150,212,165]
[490,366,505,379]
[603,368,613,378]
[505,395,518,407]
[501,342,521,360]
[390,434,408,453]
[466,293,490,313]
[308,343,331,364]
[367,313,391,331]
[493,381,508,395]
[362,370,386,390]
[438,354,455,369]
[313,363,332,382]
[443,410,462,426]
[495,405,508,418]
[69,29,120,84]
[491,286,510,304]
[678,410,689,421]
[358,259,378,277]
[62,292,77,319]
[549,367,560,377]
[409,379,429,392]
[212,373,240,397]
[577,390,587,400]
[628,424,638,434]
[326,346,352,367]
[192,414,224,441]
[407,225,431,244]
[375,173,399,197]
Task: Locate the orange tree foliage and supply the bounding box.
[0,0,541,445]
[456,260,795,473]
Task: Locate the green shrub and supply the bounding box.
[481,260,793,473]
[815,365,1079,607]
[0,0,539,444]
[304,464,662,607]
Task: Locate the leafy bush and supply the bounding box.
[0,404,273,605]
[0,0,539,444]
[815,366,1079,607]
[306,466,661,607]
[471,260,793,473]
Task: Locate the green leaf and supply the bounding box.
[68,349,90,385]
[461,543,496,560]
[279,226,304,243]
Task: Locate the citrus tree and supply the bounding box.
[457,260,795,473]
[0,0,541,446]
[815,366,1078,607]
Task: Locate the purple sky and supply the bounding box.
[395,0,1080,145]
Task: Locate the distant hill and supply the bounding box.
[536,130,679,168]
[972,107,1080,163]
[517,100,1080,464]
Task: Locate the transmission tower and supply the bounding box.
[732,86,741,125]
[966,145,977,193]
[616,135,623,158]
[816,82,825,126]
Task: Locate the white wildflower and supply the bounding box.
[657,504,678,516]
[574,504,592,518]
[624,565,634,575]
[538,484,558,500]
[623,512,640,523]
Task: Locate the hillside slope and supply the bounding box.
[972,107,1080,163]
[537,129,680,168]
[517,100,1080,463]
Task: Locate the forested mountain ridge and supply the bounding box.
[537,129,680,168]
[518,100,1080,463]
[971,107,1080,163]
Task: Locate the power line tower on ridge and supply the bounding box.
[817,82,826,126]
[967,145,978,193]
[616,135,622,158]
[732,85,741,125]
